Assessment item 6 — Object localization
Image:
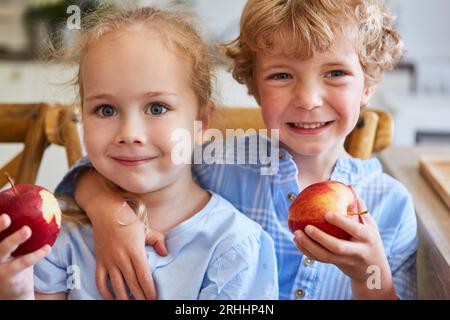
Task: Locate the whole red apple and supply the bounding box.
[0,183,61,257]
[288,181,363,240]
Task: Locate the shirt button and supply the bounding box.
[278,151,285,159]
[295,289,305,298]
[304,257,314,266]
[288,193,296,202]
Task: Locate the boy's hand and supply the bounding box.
[293,196,397,299]
[89,200,167,300]
[0,213,51,300]
[75,169,168,300]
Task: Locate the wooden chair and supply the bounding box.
[0,104,392,187]
[0,103,83,188]
[211,107,393,160]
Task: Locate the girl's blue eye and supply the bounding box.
[271,73,291,80]
[146,103,168,115]
[96,105,117,117]
[328,70,345,78]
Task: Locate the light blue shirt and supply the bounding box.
[34,192,279,300]
[54,134,418,300]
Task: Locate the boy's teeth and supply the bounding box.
[292,122,326,129]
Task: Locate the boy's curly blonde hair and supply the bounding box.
[225,0,404,95]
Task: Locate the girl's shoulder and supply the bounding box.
[170,191,269,250]
[44,221,93,263]
[164,192,274,274]
[171,192,264,239]
[202,192,273,255]
[58,220,93,241]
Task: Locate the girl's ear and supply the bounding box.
[361,84,376,109]
[196,101,214,145]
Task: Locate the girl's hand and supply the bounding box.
[0,213,51,300]
[89,200,167,300]
[293,195,397,299]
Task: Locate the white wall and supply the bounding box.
[387,0,450,94]
[388,0,450,61]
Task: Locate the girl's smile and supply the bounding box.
[110,155,158,167]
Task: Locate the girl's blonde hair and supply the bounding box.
[55,6,214,226]
[225,0,404,95]
[58,5,214,114]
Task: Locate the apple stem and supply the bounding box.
[4,173,18,195]
[348,210,369,216]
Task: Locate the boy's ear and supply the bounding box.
[251,80,262,106]
[361,85,376,109]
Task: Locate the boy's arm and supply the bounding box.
[351,197,417,300]
[74,170,166,300]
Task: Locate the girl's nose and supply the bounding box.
[115,117,147,145]
[294,80,323,110]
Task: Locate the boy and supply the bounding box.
[54,0,417,300]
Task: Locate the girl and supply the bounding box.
[0,7,278,300]
[50,0,418,300]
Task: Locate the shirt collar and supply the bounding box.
[279,148,382,185]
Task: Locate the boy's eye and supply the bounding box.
[270,73,292,80]
[327,70,345,78]
[95,105,117,117]
[146,103,168,115]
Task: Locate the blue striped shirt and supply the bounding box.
[54,134,418,300]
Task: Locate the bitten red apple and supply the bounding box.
[0,182,61,257]
[288,181,363,240]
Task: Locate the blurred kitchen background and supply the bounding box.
[1,0,450,191]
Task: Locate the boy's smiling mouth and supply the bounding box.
[286,121,334,134]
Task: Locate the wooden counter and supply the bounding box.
[378,145,450,299]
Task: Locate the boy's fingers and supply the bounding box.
[349,187,369,222]
[131,252,157,300]
[294,229,336,263]
[109,268,129,300]
[360,211,377,228]
[354,193,367,211]
[0,226,31,263]
[95,266,114,300]
[0,214,11,233]
[354,193,369,225]
[324,212,368,241]
[121,258,146,300]
[145,230,167,256]
[8,244,51,273]
[154,239,168,257]
[303,222,363,256]
[293,236,317,261]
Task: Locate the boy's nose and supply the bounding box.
[115,117,147,145]
[294,81,323,110]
